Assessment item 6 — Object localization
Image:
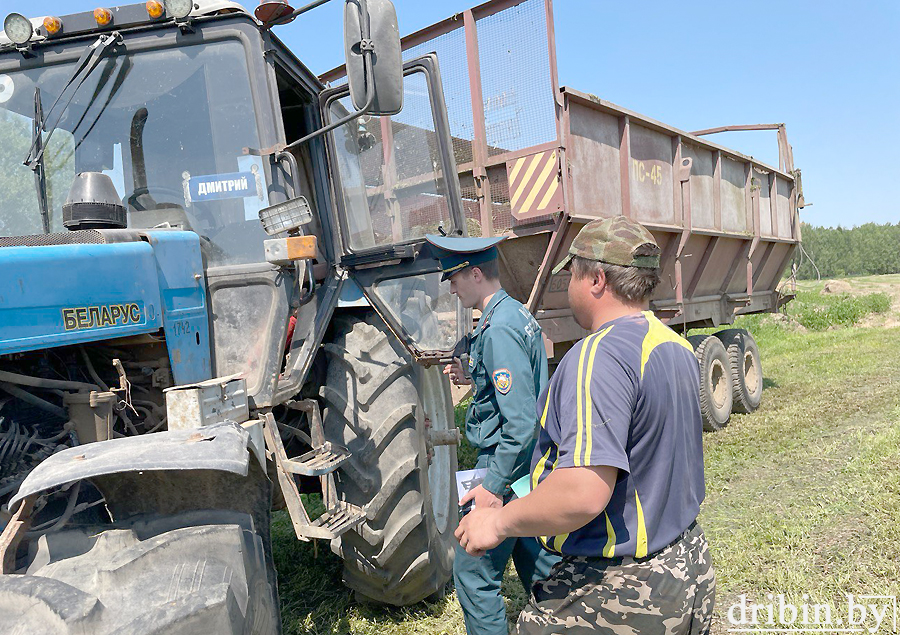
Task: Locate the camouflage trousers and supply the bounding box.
[516,522,715,635]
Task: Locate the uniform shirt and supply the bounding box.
[530,311,704,558]
[466,289,548,496]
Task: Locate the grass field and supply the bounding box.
[272,275,900,635]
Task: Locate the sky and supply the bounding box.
[11,0,900,228]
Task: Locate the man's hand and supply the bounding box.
[455,506,506,556]
[460,484,502,510]
[443,357,472,386]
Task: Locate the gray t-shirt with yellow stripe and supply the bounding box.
[530,311,705,558]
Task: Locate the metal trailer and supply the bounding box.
[323,0,806,428]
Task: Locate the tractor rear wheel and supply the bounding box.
[321,313,457,606]
[0,510,279,635]
[688,334,733,431]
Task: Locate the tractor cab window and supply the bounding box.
[322,56,468,361]
[375,272,460,352]
[0,107,74,236]
[328,69,456,252]
[0,40,269,267]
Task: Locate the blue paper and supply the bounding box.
[510,474,531,499]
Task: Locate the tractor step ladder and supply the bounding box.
[281,441,350,476]
[308,501,367,537]
[261,401,364,541]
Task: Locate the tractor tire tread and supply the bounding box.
[0,511,278,635]
[321,313,453,606]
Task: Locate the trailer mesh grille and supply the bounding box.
[477,0,557,158]
[487,165,553,234]
[404,29,475,169]
[458,172,483,236]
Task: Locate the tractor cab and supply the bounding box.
[0,1,467,407]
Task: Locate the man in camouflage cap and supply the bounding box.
[456,216,715,634]
[551,214,662,274]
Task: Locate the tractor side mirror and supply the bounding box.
[344,0,403,116]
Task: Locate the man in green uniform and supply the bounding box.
[454,217,715,634]
[426,234,559,635]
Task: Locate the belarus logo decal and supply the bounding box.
[492,369,512,394]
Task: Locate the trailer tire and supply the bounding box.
[716,329,763,413]
[687,334,732,431]
[321,313,456,606]
[0,510,279,635]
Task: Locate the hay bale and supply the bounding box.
[821,280,852,295]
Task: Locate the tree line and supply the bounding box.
[794,222,900,280]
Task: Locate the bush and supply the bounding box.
[713,291,893,349]
[789,292,891,330]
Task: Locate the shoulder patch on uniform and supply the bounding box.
[492,368,512,394]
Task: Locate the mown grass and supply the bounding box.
[697,278,900,631]
[273,275,900,635]
[705,290,892,345]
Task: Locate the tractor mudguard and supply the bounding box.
[0,422,279,635]
[9,421,265,509]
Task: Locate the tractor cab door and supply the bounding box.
[321,54,467,363]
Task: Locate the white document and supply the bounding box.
[455,468,488,505]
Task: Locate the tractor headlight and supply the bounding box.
[164,0,193,19]
[3,13,34,45]
[259,197,313,236]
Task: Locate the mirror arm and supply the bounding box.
[282,50,375,152]
[264,0,335,29]
[282,0,376,152]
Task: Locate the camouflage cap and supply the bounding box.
[552,216,660,274]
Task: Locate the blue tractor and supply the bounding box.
[0,2,465,631]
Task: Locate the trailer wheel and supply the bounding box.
[320,313,456,606]
[688,335,732,431]
[716,329,763,413]
[0,510,279,635]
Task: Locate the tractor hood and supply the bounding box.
[0,229,211,384]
